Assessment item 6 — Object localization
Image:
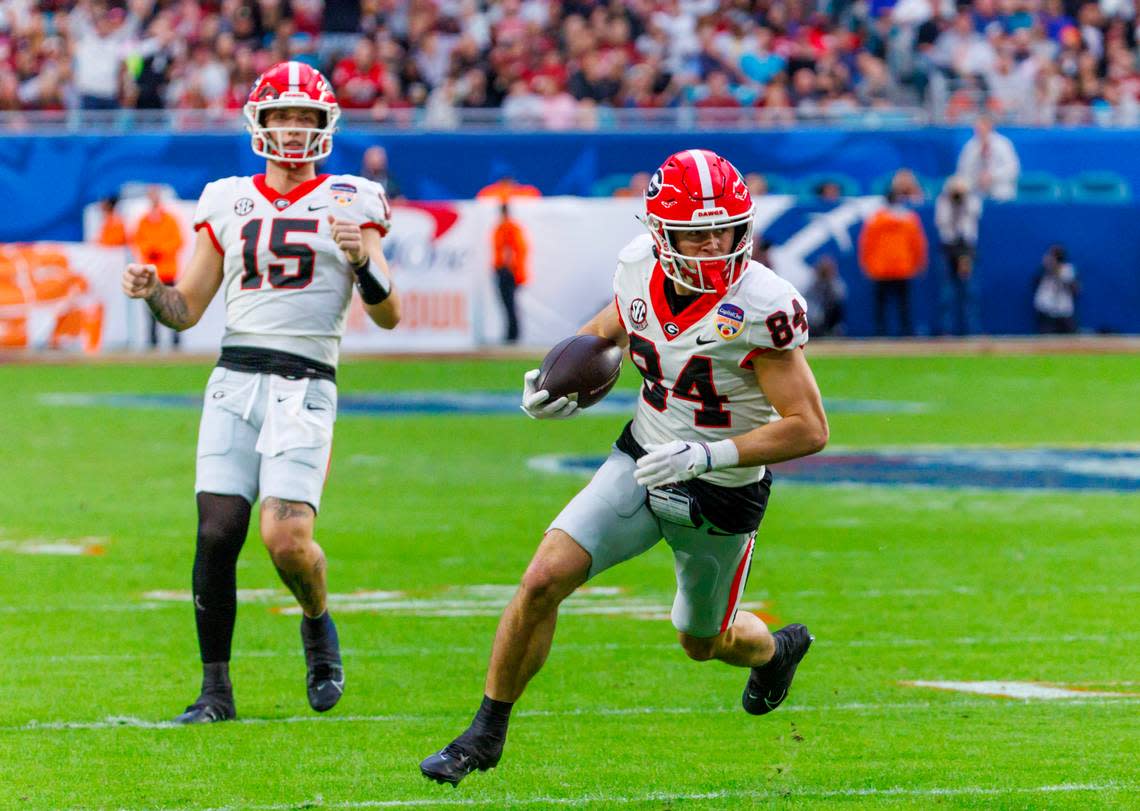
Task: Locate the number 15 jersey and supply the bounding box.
[193,173,391,368]
[613,234,810,488]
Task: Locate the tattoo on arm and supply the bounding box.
[146,284,192,330]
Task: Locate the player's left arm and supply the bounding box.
[633,348,828,488]
[328,214,400,330]
[736,347,829,465]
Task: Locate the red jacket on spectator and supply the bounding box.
[332,58,384,109]
[858,205,927,281]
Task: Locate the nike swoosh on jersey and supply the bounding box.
[308,204,328,211]
[695,336,717,345]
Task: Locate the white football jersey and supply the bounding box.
[613,235,810,487]
[193,173,391,367]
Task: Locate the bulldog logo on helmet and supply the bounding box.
[645,169,663,200]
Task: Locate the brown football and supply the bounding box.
[534,335,623,409]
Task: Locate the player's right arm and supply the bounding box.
[576,299,629,348]
[121,227,223,330]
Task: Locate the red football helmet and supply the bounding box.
[243,61,340,165]
[643,149,755,295]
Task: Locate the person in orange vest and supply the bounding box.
[131,186,185,348]
[476,175,542,202]
[491,201,529,343]
[857,178,927,336]
[96,196,128,247]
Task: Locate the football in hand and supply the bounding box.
[534,335,623,409]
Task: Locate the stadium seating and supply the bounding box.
[1069,171,1132,203]
[1015,171,1067,202]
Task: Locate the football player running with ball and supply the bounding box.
[421,149,828,785]
[122,62,400,723]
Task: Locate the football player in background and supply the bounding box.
[122,61,400,723]
[421,149,828,785]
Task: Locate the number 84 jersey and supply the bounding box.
[613,235,810,488]
[193,173,391,368]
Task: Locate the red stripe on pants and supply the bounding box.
[719,534,755,633]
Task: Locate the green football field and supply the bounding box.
[0,351,1137,810]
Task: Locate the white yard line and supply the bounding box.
[13,697,1138,733]
[180,782,1138,810]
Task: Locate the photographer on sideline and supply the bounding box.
[1034,245,1079,334]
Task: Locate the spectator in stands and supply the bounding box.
[934,176,983,336]
[131,12,180,110]
[1034,244,1079,334]
[361,145,403,201]
[804,255,847,338]
[694,70,741,125]
[491,202,529,344]
[96,196,128,248]
[332,38,385,110]
[956,114,1021,201]
[858,185,928,336]
[71,3,139,110]
[131,187,185,349]
[10,0,1140,132]
[534,76,579,130]
[501,79,544,129]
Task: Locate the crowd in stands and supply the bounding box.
[2,0,1140,126]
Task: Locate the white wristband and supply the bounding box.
[706,439,739,471]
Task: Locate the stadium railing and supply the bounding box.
[6,105,1140,134]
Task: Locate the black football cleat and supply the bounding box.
[420,736,504,787]
[742,623,813,716]
[173,694,236,724]
[301,613,344,712]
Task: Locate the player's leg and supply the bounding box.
[665,518,812,716]
[260,496,343,712]
[421,448,662,786]
[258,376,342,712]
[178,368,261,724]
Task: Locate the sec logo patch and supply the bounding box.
[234,198,254,216]
[715,303,745,340]
[629,298,648,330]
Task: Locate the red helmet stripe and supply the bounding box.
[684,149,716,209]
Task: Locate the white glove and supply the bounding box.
[634,439,739,488]
[520,369,579,420]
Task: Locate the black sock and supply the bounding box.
[201,661,232,697]
[301,610,338,646]
[192,493,251,664]
[469,695,513,742]
[302,610,329,634]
